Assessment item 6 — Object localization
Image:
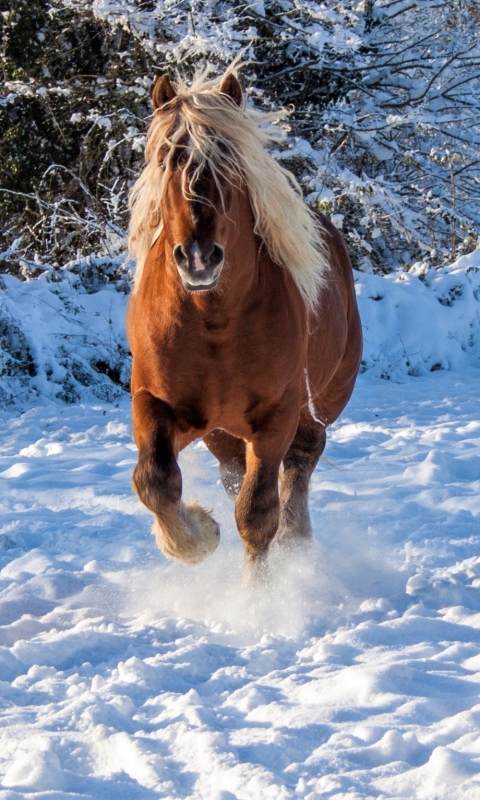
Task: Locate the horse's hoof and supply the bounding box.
[183,501,220,563]
[242,551,270,588]
[274,527,313,554]
[152,501,220,565]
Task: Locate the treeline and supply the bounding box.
[2,0,480,280]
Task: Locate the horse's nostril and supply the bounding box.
[210,244,224,268]
[173,244,187,267]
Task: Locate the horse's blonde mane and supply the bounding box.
[128,68,329,309]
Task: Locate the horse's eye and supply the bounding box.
[159,162,166,172]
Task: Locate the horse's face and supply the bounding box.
[154,73,243,293]
[161,152,232,292]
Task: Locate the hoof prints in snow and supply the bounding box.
[2,375,480,797]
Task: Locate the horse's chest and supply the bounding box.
[159,331,278,430]
[144,301,303,437]
[168,337,249,402]
[183,327,281,382]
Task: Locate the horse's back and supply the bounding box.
[307,214,362,425]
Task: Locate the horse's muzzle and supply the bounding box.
[173,241,224,291]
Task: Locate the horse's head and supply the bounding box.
[153,73,243,293]
[130,69,326,307]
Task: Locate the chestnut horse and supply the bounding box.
[127,70,362,580]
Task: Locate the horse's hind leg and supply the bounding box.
[203,430,246,499]
[132,390,219,564]
[276,418,326,549]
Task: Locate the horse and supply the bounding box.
[127,69,362,581]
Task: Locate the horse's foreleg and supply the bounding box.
[276,419,326,549]
[203,430,246,499]
[132,390,219,564]
[235,409,297,581]
[235,447,280,582]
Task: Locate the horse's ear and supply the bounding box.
[219,73,242,107]
[152,74,177,110]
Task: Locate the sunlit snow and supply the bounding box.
[2,253,480,798]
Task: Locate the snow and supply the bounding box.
[2,250,480,797]
[1,367,480,797]
[357,251,480,379]
[0,264,130,407]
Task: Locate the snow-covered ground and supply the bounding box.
[1,362,480,799]
[2,246,480,798]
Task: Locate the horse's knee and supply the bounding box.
[133,448,182,514]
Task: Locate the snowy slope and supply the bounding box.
[1,369,480,798]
